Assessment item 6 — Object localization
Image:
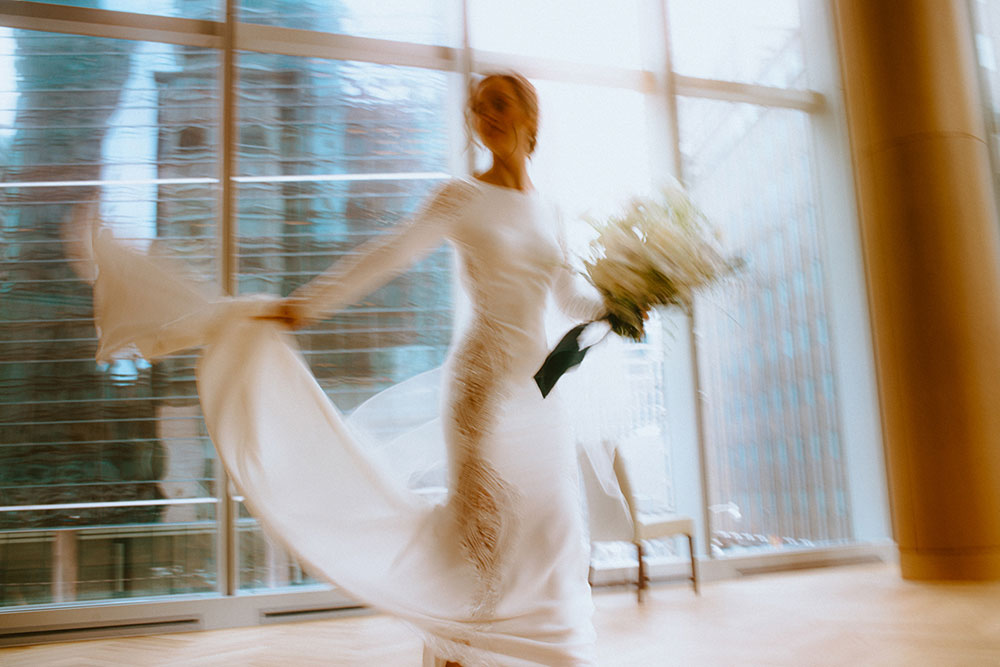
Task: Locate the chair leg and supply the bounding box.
[635,541,646,603]
[687,533,699,596]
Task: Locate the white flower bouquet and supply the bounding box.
[583,184,739,340]
[535,184,739,397]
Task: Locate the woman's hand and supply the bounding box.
[255,297,310,330]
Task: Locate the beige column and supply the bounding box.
[832,0,1000,580]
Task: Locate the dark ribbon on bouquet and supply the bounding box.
[534,321,608,398]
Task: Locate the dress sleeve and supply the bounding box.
[552,207,607,322]
[291,179,475,324]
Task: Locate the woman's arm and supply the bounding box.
[553,211,607,322]
[275,179,475,328]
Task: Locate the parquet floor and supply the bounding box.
[3,562,1000,666]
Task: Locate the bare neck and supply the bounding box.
[476,156,534,192]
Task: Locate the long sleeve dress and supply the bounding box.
[90,177,607,666]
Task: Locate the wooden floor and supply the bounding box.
[3,562,1000,666]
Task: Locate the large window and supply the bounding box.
[230,56,457,589]
[667,0,885,556]
[0,29,220,606]
[666,0,875,555]
[0,0,886,630]
[680,98,851,551]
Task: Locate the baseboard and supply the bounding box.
[0,616,202,647]
[590,540,896,588]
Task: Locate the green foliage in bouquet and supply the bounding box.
[582,184,741,341]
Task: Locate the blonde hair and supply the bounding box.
[466,71,539,155]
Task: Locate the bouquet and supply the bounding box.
[534,184,740,397]
[584,183,737,340]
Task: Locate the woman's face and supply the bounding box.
[472,78,531,159]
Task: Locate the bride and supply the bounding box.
[92,71,607,666]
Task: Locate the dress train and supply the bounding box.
[89,212,599,665]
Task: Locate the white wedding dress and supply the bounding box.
[90,178,607,666]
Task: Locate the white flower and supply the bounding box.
[583,186,738,340]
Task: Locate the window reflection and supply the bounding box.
[239,0,459,46]
[678,97,851,554]
[0,31,219,606]
[0,0,876,611]
[231,57,454,589]
[971,0,1000,214]
[667,0,804,88]
[469,0,645,69]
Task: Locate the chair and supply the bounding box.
[612,448,699,601]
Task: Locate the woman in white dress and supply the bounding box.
[92,72,606,666]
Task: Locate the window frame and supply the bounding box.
[0,0,889,639]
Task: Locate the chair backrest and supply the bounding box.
[578,441,633,543]
[612,448,639,524]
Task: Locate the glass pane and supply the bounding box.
[528,77,664,449]
[237,501,319,590]
[667,0,804,88]
[238,0,460,46]
[21,0,222,21]
[677,97,852,555]
[530,79,655,221]
[974,0,1000,107]
[0,30,219,607]
[971,0,1000,211]
[468,0,645,68]
[523,79,678,569]
[233,55,455,590]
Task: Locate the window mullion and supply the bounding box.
[675,74,824,112]
[0,0,221,47]
[460,0,475,176]
[657,0,715,561]
[217,0,238,598]
[234,22,460,71]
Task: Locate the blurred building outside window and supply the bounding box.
[0,0,886,619]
